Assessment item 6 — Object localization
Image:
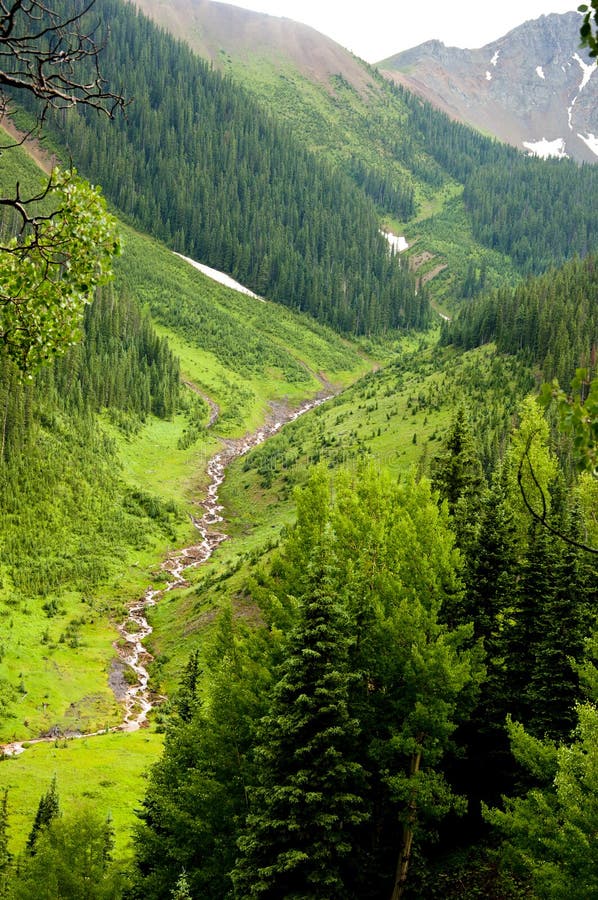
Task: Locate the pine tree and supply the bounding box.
[133,609,271,900]
[449,469,520,813]
[431,407,485,556]
[431,407,485,513]
[26,776,59,855]
[0,789,11,894]
[524,505,596,741]
[464,468,518,641]
[175,648,202,724]
[232,564,367,899]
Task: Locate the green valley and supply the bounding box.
[0,131,373,861]
[0,1,596,897]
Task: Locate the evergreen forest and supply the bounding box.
[0,1,596,899]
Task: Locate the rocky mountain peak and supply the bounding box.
[379,11,597,163]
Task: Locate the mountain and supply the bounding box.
[379,12,598,163]
[127,0,595,306]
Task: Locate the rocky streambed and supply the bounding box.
[1,390,331,756]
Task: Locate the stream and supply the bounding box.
[1,390,332,757]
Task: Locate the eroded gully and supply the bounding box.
[1,388,332,757]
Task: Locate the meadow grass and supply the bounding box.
[0,730,163,858]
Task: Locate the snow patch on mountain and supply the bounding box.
[573,52,595,91]
[567,100,575,130]
[490,50,500,66]
[523,137,568,159]
[536,65,545,79]
[577,132,598,156]
[382,231,409,253]
[175,253,265,300]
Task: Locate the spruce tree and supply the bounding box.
[450,470,520,812]
[132,609,271,900]
[505,522,560,729]
[431,407,485,557]
[431,407,485,516]
[0,789,11,894]
[26,776,59,855]
[232,564,367,899]
[464,468,518,641]
[525,507,596,741]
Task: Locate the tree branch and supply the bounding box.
[517,431,598,555]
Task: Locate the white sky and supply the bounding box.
[219,1,579,62]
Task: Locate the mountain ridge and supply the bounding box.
[130,0,377,94]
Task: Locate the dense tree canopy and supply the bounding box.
[45,0,424,335]
[133,468,483,898]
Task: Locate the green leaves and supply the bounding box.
[0,169,120,375]
[540,368,598,479]
[578,1,598,57]
[485,703,598,898]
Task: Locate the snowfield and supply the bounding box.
[578,132,598,157]
[381,231,409,253]
[175,252,265,301]
[522,137,568,159]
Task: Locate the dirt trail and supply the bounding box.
[182,379,220,427]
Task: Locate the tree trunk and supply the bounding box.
[390,741,423,900]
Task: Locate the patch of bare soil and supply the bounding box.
[420,263,448,285]
[409,250,435,271]
[0,114,58,174]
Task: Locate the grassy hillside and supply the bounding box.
[1,732,163,857]
[114,228,368,435]
[0,207,371,740]
[0,136,373,856]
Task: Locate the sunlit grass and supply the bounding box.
[0,730,163,858]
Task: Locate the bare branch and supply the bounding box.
[517,430,598,555]
[0,0,128,135]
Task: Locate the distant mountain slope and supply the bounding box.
[133,0,376,94]
[129,0,596,304]
[129,0,524,301]
[131,0,419,210]
[16,0,593,314]
[27,0,425,336]
[379,12,598,163]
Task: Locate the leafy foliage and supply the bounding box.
[0,169,120,373]
[485,700,598,899]
[134,468,482,898]
[540,368,598,478]
[578,0,598,56]
[9,804,125,899]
